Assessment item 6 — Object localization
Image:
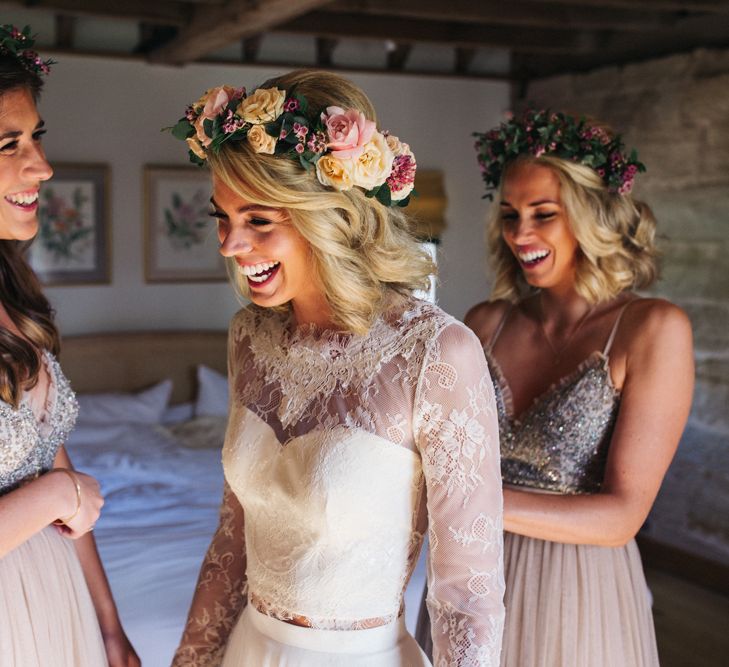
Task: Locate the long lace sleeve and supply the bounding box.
[414,322,505,667]
[171,481,248,667]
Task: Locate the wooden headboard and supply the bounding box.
[59,330,228,404]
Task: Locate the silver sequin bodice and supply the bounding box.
[487,350,620,495]
[0,351,79,494]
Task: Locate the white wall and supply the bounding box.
[38,55,508,334]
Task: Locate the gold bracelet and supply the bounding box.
[52,468,82,526]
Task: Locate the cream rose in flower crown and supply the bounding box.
[168,83,417,207]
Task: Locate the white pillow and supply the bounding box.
[161,401,195,424]
[76,379,173,425]
[195,365,228,417]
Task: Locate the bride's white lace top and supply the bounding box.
[172,296,504,667]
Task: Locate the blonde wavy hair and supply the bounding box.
[208,70,433,334]
[487,154,659,304]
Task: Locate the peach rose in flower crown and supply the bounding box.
[186,136,207,160]
[238,87,286,124]
[316,154,355,191]
[352,131,395,190]
[322,107,376,160]
[247,125,277,155]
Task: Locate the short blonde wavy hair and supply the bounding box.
[208,70,433,334]
[487,154,659,304]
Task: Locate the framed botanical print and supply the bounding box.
[143,165,225,283]
[28,163,110,285]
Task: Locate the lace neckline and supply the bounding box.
[485,348,620,426]
[238,296,441,428]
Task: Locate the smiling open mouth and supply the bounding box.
[518,249,550,268]
[238,261,280,286]
[5,191,39,211]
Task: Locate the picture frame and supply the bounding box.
[28,163,110,285]
[144,165,225,283]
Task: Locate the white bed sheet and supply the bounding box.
[67,421,427,667]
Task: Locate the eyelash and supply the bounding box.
[209,212,272,227]
[501,212,556,223]
[0,130,48,153]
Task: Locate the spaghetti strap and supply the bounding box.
[486,303,513,353]
[602,298,638,357]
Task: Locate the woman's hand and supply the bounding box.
[50,468,104,539]
[103,627,141,667]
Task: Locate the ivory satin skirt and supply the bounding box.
[222,605,431,667]
[0,526,108,667]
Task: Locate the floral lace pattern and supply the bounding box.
[416,323,505,665]
[174,296,504,665]
[171,483,247,667]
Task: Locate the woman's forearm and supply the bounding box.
[74,531,125,633]
[0,470,79,557]
[503,487,645,547]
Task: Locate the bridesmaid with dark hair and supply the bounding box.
[0,25,138,667]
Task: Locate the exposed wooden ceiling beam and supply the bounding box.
[316,37,339,67]
[147,0,335,65]
[276,12,597,54]
[135,23,179,54]
[2,0,189,25]
[54,14,76,49]
[523,0,729,11]
[454,47,476,75]
[386,43,412,71]
[242,34,263,63]
[515,10,729,79]
[325,0,678,31]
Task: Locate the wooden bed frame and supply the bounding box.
[59,330,228,404]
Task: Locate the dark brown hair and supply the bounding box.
[0,52,59,406]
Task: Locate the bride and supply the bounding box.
[170,69,505,666]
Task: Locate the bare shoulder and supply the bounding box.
[623,297,692,341]
[621,297,693,361]
[464,299,512,346]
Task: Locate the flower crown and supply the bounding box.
[473,108,645,200]
[0,24,54,77]
[170,84,416,207]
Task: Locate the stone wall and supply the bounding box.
[523,48,729,565]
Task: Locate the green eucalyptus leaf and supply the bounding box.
[170,119,193,141]
[376,186,392,207]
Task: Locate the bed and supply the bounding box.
[59,330,427,667]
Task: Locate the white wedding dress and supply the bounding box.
[172,296,504,667]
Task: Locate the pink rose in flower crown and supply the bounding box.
[322,107,376,160]
[193,85,238,147]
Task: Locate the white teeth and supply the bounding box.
[518,249,550,263]
[238,261,280,280]
[6,192,38,206]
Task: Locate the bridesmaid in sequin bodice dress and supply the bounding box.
[418,111,694,666]
[0,25,138,667]
[171,70,505,667]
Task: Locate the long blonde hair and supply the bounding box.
[487,155,659,304]
[209,70,434,334]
